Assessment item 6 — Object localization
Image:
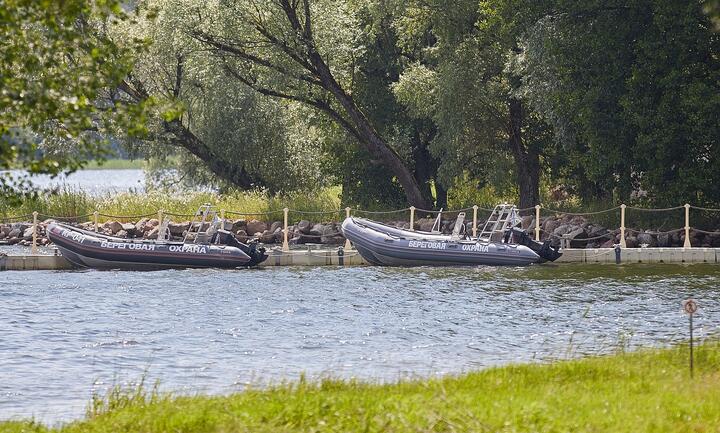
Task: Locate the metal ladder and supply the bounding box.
[477,204,518,241]
[183,203,220,244]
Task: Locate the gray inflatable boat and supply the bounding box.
[341,206,561,266]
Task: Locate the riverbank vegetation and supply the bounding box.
[2,341,719,432]
[2,1,719,212]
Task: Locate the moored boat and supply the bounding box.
[47,205,267,270]
[341,204,561,266]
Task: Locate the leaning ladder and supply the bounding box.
[477,204,518,241]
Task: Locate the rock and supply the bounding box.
[269,221,282,233]
[168,222,189,236]
[134,218,148,233]
[246,219,267,235]
[0,231,5,240]
[709,231,720,248]
[144,227,159,240]
[296,220,312,234]
[588,225,609,239]
[656,233,671,247]
[625,236,638,248]
[260,229,275,243]
[8,228,21,239]
[600,239,615,248]
[274,227,285,243]
[235,229,248,242]
[22,227,35,240]
[521,216,535,230]
[553,224,571,237]
[417,218,435,232]
[122,222,136,234]
[116,230,128,238]
[566,227,588,248]
[105,221,123,234]
[544,219,560,237]
[636,232,656,247]
[145,219,160,230]
[232,219,247,232]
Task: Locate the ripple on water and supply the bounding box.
[0,264,719,423]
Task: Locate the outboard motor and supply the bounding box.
[213,229,268,266]
[506,227,562,262]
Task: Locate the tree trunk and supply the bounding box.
[507,98,540,215]
[307,52,432,209]
[163,119,261,189]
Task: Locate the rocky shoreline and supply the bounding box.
[1,214,719,248]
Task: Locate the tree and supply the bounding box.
[0,0,148,198]
[182,0,433,208]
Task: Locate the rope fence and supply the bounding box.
[2,202,720,252]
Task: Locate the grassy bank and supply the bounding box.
[1,188,343,222]
[3,342,719,432]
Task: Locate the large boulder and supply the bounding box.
[260,229,275,244]
[235,229,249,242]
[246,219,267,235]
[144,227,159,240]
[269,221,283,233]
[296,220,312,234]
[625,236,638,248]
[7,228,21,239]
[168,222,189,236]
[22,226,35,240]
[416,218,435,232]
[543,218,560,237]
[104,221,123,234]
[135,218,149,234]
[636,232,656,247]
[122,223,137,237]
[232,219,247,232]
[656,232,671,247]
[566,227,588,248]
[553,224,571,237]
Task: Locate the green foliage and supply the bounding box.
[3,342,720,432]
[0,1,151,187]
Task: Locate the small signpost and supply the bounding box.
[683,299,698,378]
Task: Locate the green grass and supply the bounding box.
[82,160,145,170]
[0,188,343,223]
[3,342,719,432]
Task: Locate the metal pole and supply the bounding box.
[31,211,38,254]
[409,206,416,231]
[472,205,478,238]
[684,203,691,249]
[344,207,352,250]
[282,207,290,252]
[534,204,541,241]
[620,204,627,248]
[93,211,99,233]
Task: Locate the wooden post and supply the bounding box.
[282,207,290,252]
[409,206,416,231]
[31,211,38,254]
[158,210,164,223]
[93,211,99,233]
[534,205,541,241]
[344,207,352,250]
[620,204,627,248]
[220,209,225,221]
[472,205,478,238]
[684,203,691,248]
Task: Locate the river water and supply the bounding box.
[1,264,719,423]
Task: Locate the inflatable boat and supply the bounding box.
[341,205,561,266]
[46,205,267,269]
[47,223,267,269]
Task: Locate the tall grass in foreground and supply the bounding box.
[3,341,720,433]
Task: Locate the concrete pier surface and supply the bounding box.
[1,247,720,271]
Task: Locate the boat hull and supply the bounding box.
[47,223,264,270]
[341,217,543,266]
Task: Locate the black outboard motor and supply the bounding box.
[506,227,562,262]
[213,229,268,266]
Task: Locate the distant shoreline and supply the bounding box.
[82,159,144,170]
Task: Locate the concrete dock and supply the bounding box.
[1,247,720,271]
